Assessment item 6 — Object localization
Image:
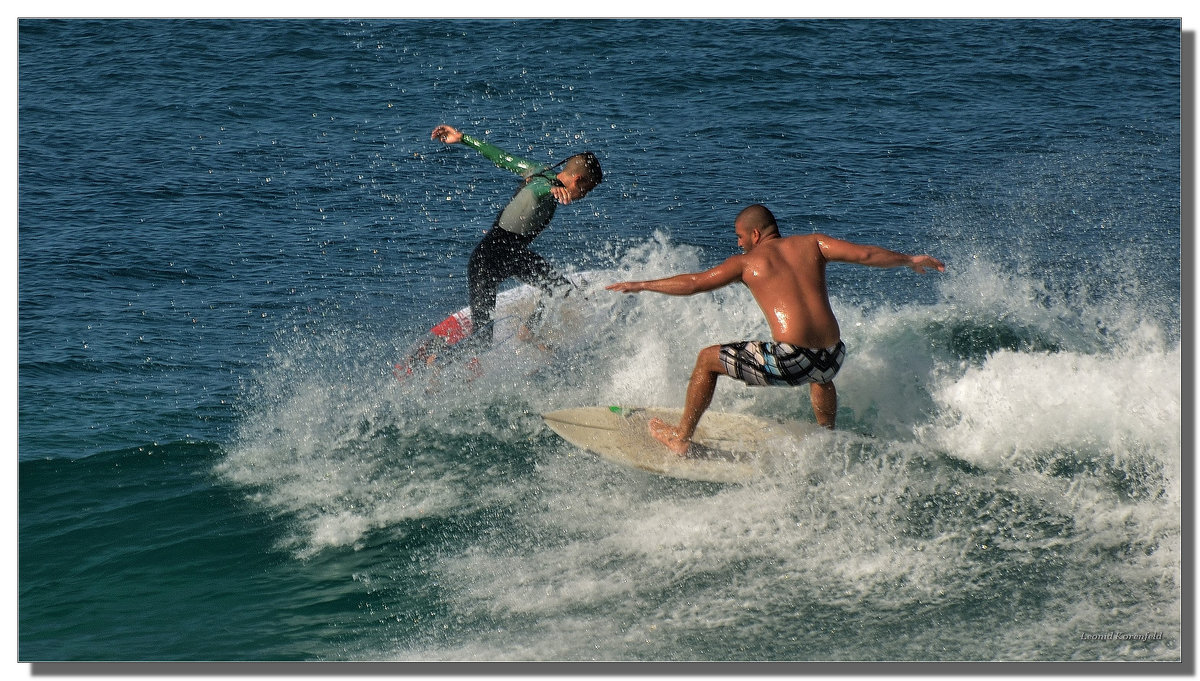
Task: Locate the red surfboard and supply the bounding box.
[393,309,475,380]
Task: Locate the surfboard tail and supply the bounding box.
[430,312,473,344]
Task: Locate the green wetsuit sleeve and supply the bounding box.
[461,134,549,177]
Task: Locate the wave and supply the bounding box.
[217,233,1180,660]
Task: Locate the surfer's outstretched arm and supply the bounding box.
[815,235,946,273]
[606,256,744,296]
[431,124,546,177]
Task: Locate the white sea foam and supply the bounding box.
[925,345,1181,470]
[220,234,1180,660]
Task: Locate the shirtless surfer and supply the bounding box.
[606,204,945,455]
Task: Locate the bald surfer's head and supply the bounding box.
[733,204,781,253]
[735,204,779,238]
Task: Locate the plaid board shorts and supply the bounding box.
[718,340,846,387]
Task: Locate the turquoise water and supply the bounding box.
[19,19,1181,661]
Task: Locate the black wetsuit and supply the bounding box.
[460,134,572,344]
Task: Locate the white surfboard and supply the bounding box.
[542,406,818,483]
[395,270,605,381]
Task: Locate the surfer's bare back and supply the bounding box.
[606,204,945,456]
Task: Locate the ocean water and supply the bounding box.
[17,19,1182,663]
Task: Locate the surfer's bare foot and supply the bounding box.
[649,418,691,456]
[516,324,553,353]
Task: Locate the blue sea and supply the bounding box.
[17,19,1182,664]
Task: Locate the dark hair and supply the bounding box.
[563,151,603,186]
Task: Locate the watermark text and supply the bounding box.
[1080,631,1165,642]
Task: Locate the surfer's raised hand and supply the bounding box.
[431,125,463,144]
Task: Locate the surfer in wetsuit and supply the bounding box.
[607,204,945,455]
[430,124,603,345]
